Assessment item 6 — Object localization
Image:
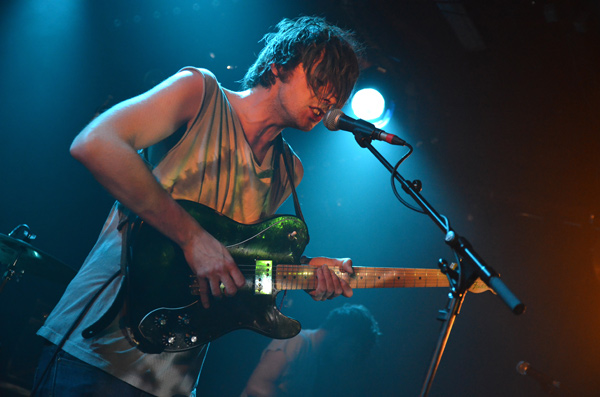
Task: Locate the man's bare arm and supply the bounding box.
[70,70,245,307]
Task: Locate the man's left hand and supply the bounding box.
[306,257,354,300]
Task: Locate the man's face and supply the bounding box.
[274,63,337,131]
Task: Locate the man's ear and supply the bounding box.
[270,63,279,78]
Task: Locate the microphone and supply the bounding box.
[516,361,564,393]
[323,109,406,146]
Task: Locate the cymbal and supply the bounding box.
[0,233,76,285]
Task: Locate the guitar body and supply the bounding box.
[126,200,309,353]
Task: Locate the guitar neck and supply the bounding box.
[275,265,450,290]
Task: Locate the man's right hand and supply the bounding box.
[182,230,246,309]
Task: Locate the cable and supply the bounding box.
[30,269,121,396]
[390,144,426,214]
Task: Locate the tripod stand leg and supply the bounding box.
[420,292,466,396]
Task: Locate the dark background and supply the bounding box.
[1,0,599,396]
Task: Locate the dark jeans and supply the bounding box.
[32,343,155,396]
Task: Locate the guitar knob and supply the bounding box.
[162,333,177,347]
[185,333,199,346]
[178,314,191,326]
[154,314,168,327]
[287,231,298,240]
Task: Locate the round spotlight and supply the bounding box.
[351,88,385,121]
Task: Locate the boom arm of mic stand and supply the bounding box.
[353,134,525,314]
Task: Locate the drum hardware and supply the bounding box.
[0,225,75,293]
[0,225,76,393]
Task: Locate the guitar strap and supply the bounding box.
[81,206,133,339]
[274,134,307,306]
[275,134,305,223]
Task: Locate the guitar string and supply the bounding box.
[192,265,447,289]
[223,219,289,249]
[215,265,445,278]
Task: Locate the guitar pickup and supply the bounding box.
[254,260,273,295]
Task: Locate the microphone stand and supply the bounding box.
[350,132,525,396]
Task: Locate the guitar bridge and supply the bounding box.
[254,260,273,295]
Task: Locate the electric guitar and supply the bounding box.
[126,200,487,353]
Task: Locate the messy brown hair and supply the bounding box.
[241,16,362,107]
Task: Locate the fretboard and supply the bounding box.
[275,265,450,290]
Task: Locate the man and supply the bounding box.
[34,16,362,396]
[242,304,381,397]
